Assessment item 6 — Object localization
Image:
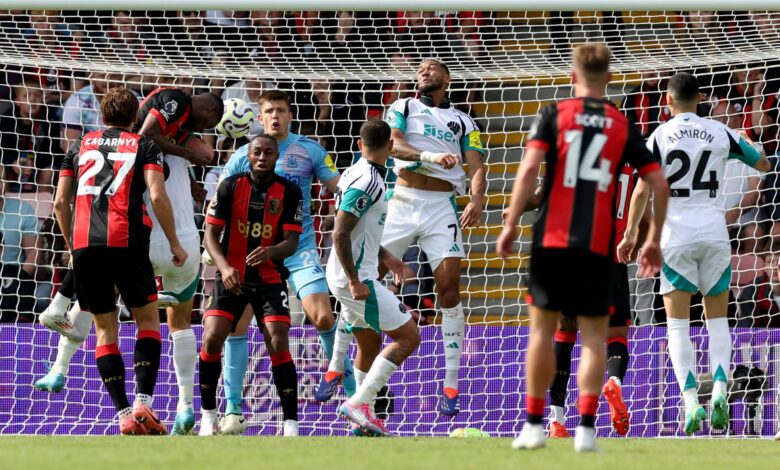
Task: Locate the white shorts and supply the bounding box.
[381,186,464,270]
[660,241,731,296]
[328,278,411,334]
[149,234,201,301]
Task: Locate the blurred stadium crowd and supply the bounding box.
[1,10,780,328]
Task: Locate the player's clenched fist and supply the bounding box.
[495,225,518,259]
[348,279,370,301]
[170,242,188,267]
[420,151,460,169]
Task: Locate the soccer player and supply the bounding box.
[523,163,638,438]
[216,90,356,433]
[135,87,222,166]
[329,120,420,437]
[497,43,669,452]
[199,134,304,437]
[54,87,187,435]
[618,72,770,436]
[379,58,486,416]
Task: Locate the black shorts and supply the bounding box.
[204,276,290,332]
[73,247,157,314]
[610,262,631,328]
[528,248,615,318]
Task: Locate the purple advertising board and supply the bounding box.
[1,324,778,437]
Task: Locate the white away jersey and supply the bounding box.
[386,97,485,195]
[146,154,198,243]
[326,158,388,287]
[648,112,761,248]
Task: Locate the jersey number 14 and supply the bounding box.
[562,130,612,192]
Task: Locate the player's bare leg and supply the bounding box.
[433,257,465,416]
[549,315,577,438]
[664,290,706,435]
[512,306,558,450]
[340,319,420,436]
[168,299,196,435]
[261,320,298,436]
[703,290,731,431]
[604,325,630,435]
[574,315,609,452]
[129,302,166,435]
[199,314,233,436]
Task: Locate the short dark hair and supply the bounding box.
[667,72,699,103]
[258,89,291,110]
[360,120,391,151]
[101,86,138,127]
[250,133,279,152]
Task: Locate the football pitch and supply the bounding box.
[2,436,779,470]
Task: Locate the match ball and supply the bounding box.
[217,98,254,139]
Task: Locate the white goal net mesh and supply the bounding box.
[1,9,779,437]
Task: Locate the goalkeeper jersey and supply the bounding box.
[385,96,485,195]
[647,112,762,249]
[326,158,388,287]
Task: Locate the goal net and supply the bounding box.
[1,9,779,437]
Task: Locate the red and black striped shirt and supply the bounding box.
[207,173,304,285]
[60,128,164,250]
[135,87,193,139]
[528,97,660,258]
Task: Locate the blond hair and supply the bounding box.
[573,43,611,85]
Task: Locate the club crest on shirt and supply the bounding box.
[268,198,281,215]
[161,100,178,119]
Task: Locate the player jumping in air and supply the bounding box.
[200,134,304,437]
[365,58,486,416]
[328,120,419,437]
[36,87,219,437]
[497,43,669,452]
[216,90,356,434]
[54,87,187,435]
[619,72,769,436]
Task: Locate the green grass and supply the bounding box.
[2,436,779,470]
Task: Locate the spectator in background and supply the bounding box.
[622,70,671,137]
[24,10,79,104]
[204,136,248,202]
[221,78,275,136]
[0,79,61,191]
[0,167,39,321]
[394,11,446,60]
[735,254,780,327]
[106,10,150,62]
[61,71,109,151]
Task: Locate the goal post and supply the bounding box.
[0,9,779,437]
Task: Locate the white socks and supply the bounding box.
[171,328,197,409]
[441,303,464,391]
[348,356,397,406]
[51,302,92,376]
[48,292,71,314]
[706,317,731,397]
[667,317,698,410]
[354,368,367,387]
[550,405,565,425]
[136,393,153,407]
[328,316,351,374]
